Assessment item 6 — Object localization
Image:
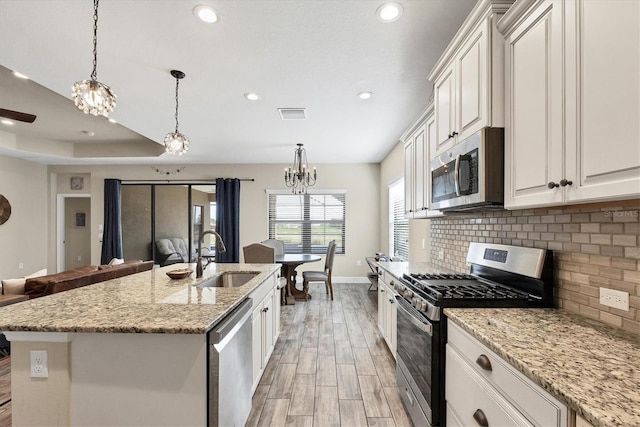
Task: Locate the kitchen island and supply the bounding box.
[445,308,640,427]
[0,262,281,426]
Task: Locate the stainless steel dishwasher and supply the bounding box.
[208,298,253,426]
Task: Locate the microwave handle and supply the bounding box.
[454,154,462,196]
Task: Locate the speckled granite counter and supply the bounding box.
[376,261,454,279]
[445,308,640,427]
[0,263,281,334]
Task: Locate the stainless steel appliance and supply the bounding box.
[430,127,504,211]
[208,298,253,426]
[394,243,554,427]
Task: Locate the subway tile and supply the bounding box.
[601,246,625,257]
[589,255,611,267]
[601,223,625,233]
[571,213,591,223]
[541,215,556,223]
[625,246,640,259]
[609,280,636,295]
[599,311,623,328]
[591,234,612,245]
[611,257,638,271]
[579,304,600,320]
[599,267,623,280]
[548,223,563,232]
[612,234,637,246]
[571,233,590,243]
[625,223,640,234]
[590,212,613,222]
[580,244,600,254]
[563,242,581,252]
[623,270,640,285]
[563,224,580,233]
[621,318,640,334]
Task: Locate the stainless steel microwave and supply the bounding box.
[430,128,504,211]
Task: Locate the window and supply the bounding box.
[267,190,345,254]
[389,179,409,260]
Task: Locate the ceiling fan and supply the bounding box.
[0,108,36,123]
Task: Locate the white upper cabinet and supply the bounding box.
[499,0,640,209]
[429,0,511,157]
[402,104,441,218]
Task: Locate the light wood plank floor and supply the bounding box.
[0,283,412,427]
[247,282,413,427]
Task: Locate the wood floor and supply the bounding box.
[247,282,413,427]
[0,282,411,427]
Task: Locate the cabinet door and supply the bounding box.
[504,0,564,208]
[251,304,263,391]
[263,289,274,368]
[434,63,457,152]
[272,281,281,341]
[403,140,415,217]
[457,23,487,141]
[413,125,427,215]
[564,0,640,202]
[377,283,385,334]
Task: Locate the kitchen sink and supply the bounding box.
[197,272,259,288]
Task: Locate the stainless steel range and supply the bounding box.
[394,243,554,427]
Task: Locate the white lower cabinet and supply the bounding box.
[446,320,567,427]
[377,270,397,359]
[250,274,280,392]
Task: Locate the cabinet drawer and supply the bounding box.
[447,346,533,427]
[447,321,567,426]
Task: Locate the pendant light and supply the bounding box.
[284,143,317,194]
[164,70,190,155]
[71,0,116,116]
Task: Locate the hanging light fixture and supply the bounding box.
[284,143,317,194]
[71,0,116,116]
[163,70,190,155]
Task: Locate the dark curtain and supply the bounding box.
[215,178,240,263]
[101,179,123,264]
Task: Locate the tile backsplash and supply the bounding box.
[429,200,640,334]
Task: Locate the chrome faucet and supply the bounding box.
[196,230,227,278]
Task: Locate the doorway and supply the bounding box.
[57,194,91,272]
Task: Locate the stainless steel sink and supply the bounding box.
[197,272,259,288]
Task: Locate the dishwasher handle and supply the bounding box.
[209,298,252,345]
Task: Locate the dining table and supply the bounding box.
[275,254,321,305]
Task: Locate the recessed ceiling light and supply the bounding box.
[358,92,374,100]
[376,2,403,22]
[81,130,95,136]
[193,5,218,23]
[108,118,117,124]
[1,119,14,126]
[12,71,29,79]
[244,92,260,101]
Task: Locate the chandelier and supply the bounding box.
[71,0,116,116]
[164,70,190,155]
[284,143,317,194]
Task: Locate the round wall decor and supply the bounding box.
[0,195,11,225]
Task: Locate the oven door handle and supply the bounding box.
[395,295,433,336]
[454,153,462,196]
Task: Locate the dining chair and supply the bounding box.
[243,243,288,303]
[260,239,285,256]
[243,243,276,263]
[302,240,337,300]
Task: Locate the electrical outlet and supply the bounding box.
[30,350,48,378]
[18,262,24,269]
[438,250,444,260]
[599,288,629,311]
[422,239,426,249]
[77,255,82,262]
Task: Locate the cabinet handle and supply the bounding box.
[475,354,492,371]
[389,298,394,303]
[473,408,489,427]
[381,289,385,293]
[451,131,458,137]
[547,181,559,189]
[560,179,573,187]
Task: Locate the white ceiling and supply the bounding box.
[0,0,476,165]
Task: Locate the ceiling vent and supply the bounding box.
[278,108,306,120]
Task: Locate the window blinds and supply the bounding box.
[389,180,409,261]
[267,191,345,254]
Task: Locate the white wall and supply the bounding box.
[47,163,380,278]
[0,155,48,278]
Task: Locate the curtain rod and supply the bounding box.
[121,178,255,184]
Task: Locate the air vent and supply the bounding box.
[278,108,307,120]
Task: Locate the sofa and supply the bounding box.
[19,260,154,299]
[155,237,196,266]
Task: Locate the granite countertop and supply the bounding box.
[376,261,454,279]
[445,308,640,427]
[0,263,281,335]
